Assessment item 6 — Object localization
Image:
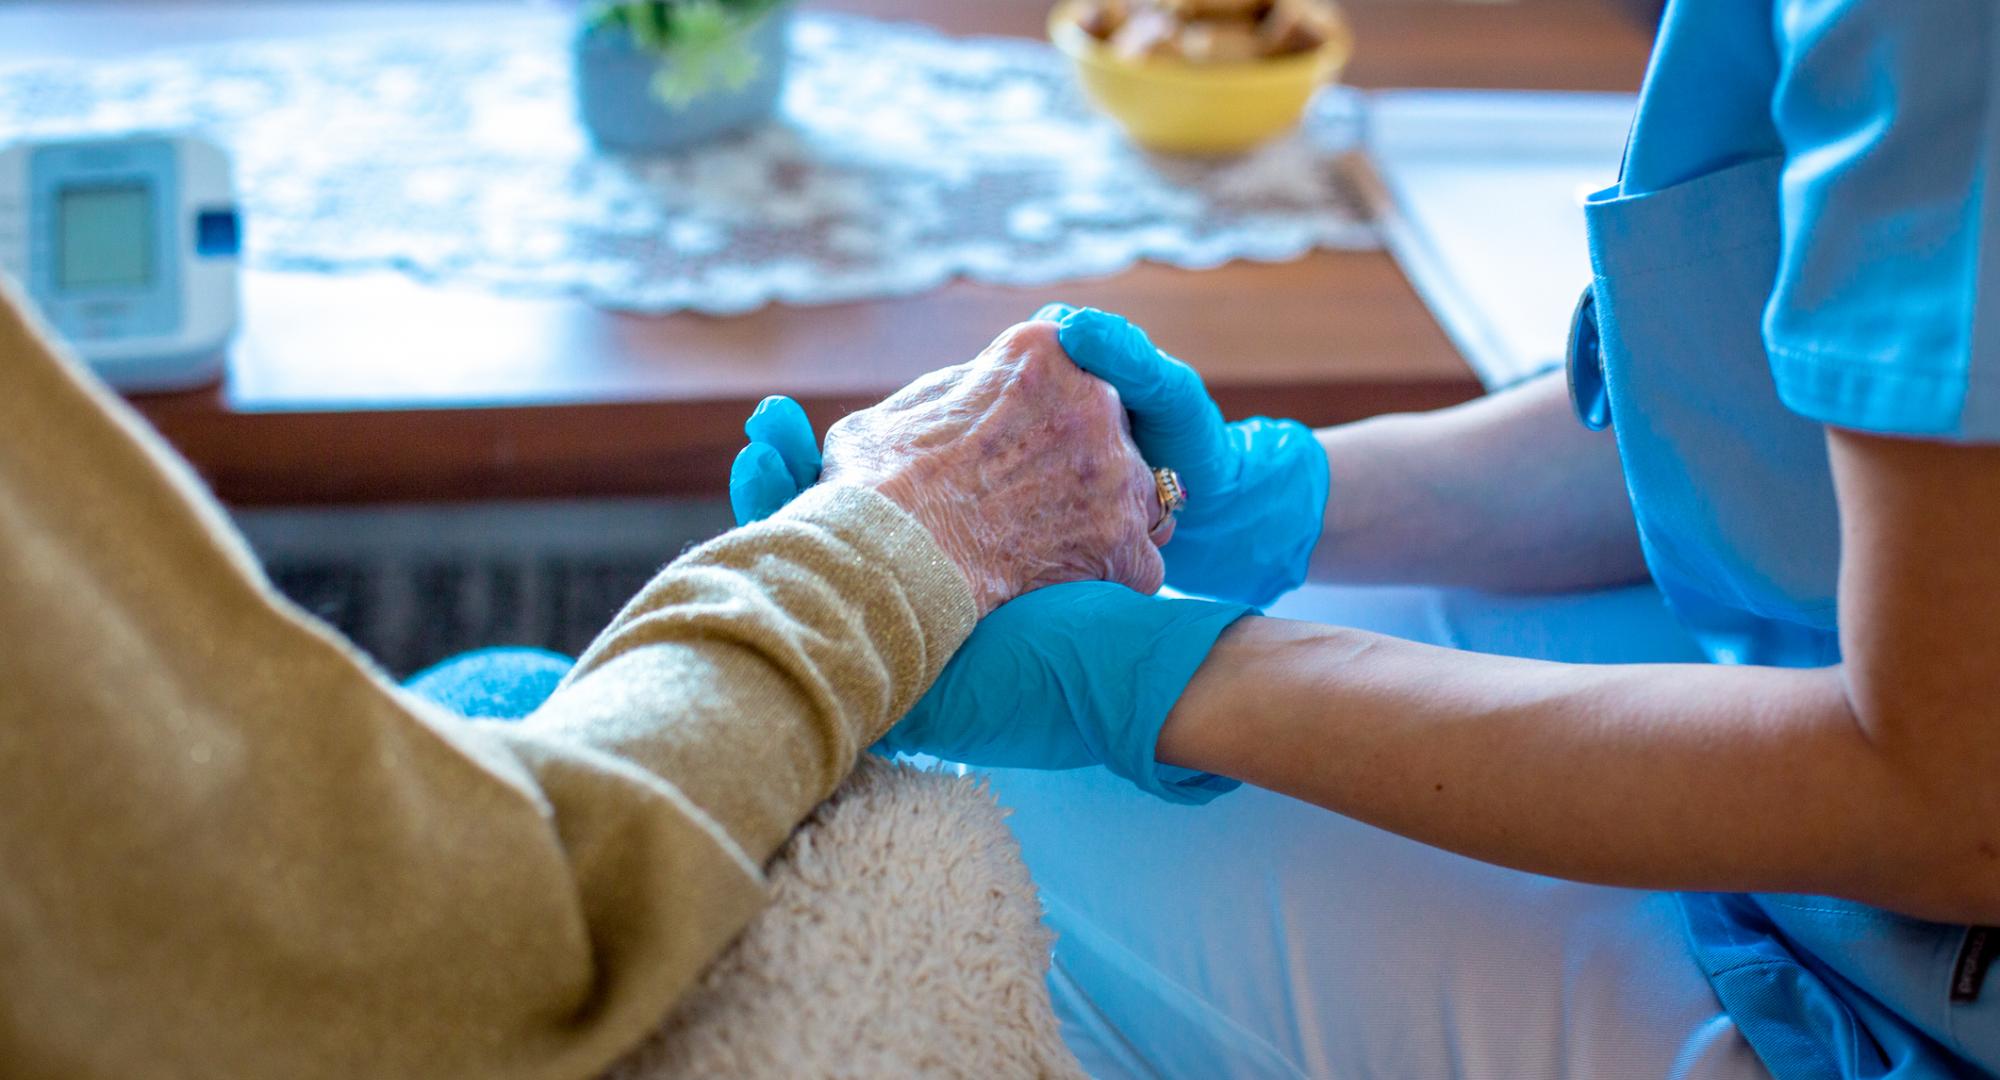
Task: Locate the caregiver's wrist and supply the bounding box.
[1155,616,1349,777]
[1154,615,1271,773]
[1302,418,1406,585]
[1301,425,1340,576]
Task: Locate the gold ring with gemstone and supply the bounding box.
[1153,466,1188,527]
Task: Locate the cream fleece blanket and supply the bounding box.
[607,757,1087,1080]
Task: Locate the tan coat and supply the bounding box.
[0,280,977,1079]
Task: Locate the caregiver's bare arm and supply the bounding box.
[1161,427,2000,925]
[1308,371,1648,592]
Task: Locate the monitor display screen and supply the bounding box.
[57,183,154,291]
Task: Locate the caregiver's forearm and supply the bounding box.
[1156,617,1998,924]
[1309,373,1647,591]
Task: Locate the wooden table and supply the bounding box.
[3,0,1653,504]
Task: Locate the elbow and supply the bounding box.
[1822,776,2000,923]
[1832,679,2000,924]
[1946,856,2000,926]
[1854,762,2000,925]
[1872,845,2000,926]
[1839,761,2000,922]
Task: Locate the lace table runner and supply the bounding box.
[0,13,1375,314]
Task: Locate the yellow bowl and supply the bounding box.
[1048,1,1353,155]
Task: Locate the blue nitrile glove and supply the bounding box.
[1034,303,1332,608]
[729,395,821,525]
[883,581,1252,804]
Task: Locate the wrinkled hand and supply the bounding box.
[727,345,1251,802]
[1036,304,1331,607]
[738,321,1167,616]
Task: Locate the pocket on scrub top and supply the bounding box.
[1580,155,1842,637]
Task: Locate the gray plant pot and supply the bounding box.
[571,7,791,153]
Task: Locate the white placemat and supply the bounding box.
[0,13,1376,314]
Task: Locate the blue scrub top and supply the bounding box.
[1572,1,2000,1076]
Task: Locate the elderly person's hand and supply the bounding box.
[1035,304,1330,607]
[736,321,1167,616]
[728,322,1250,801]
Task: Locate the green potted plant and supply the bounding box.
[570,0,793,152]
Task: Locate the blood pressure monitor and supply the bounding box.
[0,133,241,392]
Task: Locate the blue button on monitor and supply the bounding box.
[195,207,239,257]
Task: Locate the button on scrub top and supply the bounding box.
[1570,1,2000,1075]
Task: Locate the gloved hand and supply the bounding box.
[728,395,821,526]
[728,397,1250,803]
[883,581,1250,804]
[1035,304,1331,607]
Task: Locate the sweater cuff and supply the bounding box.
[772,483,978,714]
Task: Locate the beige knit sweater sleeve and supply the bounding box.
[0,282,978,1080]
